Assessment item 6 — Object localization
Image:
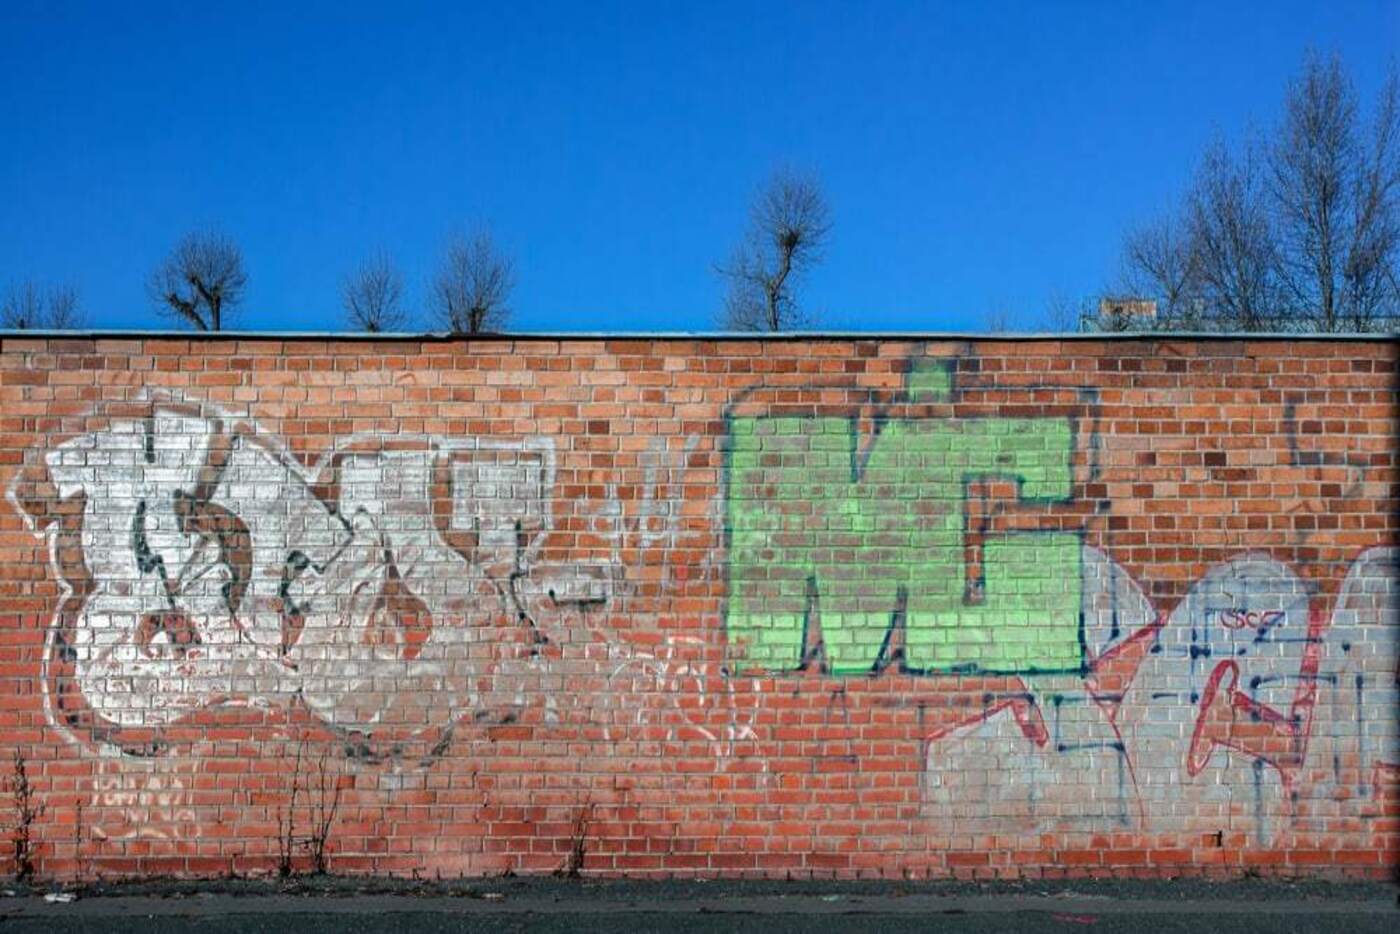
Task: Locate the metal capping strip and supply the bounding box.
[1,328,1397,342]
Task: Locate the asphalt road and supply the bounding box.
[1,879,1394,933]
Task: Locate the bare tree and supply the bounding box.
[1185,140,1280,331]
[45,285,81,329]
[2,282,46,330]
[718,168,831,331]
[1269,53,1400,332]
[342,251,407,332]
[2,281,82,329]
[1117,213,1204,328]
[1110,144,1280,333]
[148,230,247,331]
[1109,50,1400,333]
[983,305,1015,333]
[1045,294,1079,332]
[1040,291,1093,332]
[430,229,515,334]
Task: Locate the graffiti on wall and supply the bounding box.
[724,358,1095,675]
[8,396,701,766]
[7,348,1397,856]
[722,354,1399,843]
[921,547,1399,843]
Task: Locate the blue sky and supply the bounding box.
[1,1,1396,332]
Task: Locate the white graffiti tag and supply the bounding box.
[9,398,608,760]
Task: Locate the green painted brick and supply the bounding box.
[725,409,1082,675]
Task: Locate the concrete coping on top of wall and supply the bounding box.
[1,328,1397,342]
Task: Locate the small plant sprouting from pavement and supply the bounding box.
[7,751,44,882]
[277,740,344,878]
[74,799,85,880]
[307,747,343,875]
[275,742,302,878]
[556,800,594,879]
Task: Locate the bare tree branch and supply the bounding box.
[1338,63,1394,331]
[1117,213,1204,329]
[2,281,84,329]
[1266,53,1400,332]
[1041,291,1093,332]
[46,285,82,329]
[1269,52,1357,330]
[342,251,407,332]
[1186,139,1281,331]
[1111,51,1400,333]
[2,282,45,330]
[718,168,831,331]
[1339,65,1400,330]
[148,229,247,331]
[983,305,1014,333]
[430,229,515,334]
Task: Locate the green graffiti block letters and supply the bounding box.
[725,361,1082,675]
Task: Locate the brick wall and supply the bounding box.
[0,335,1396,881]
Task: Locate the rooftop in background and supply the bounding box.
[1079,297,1400,335]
